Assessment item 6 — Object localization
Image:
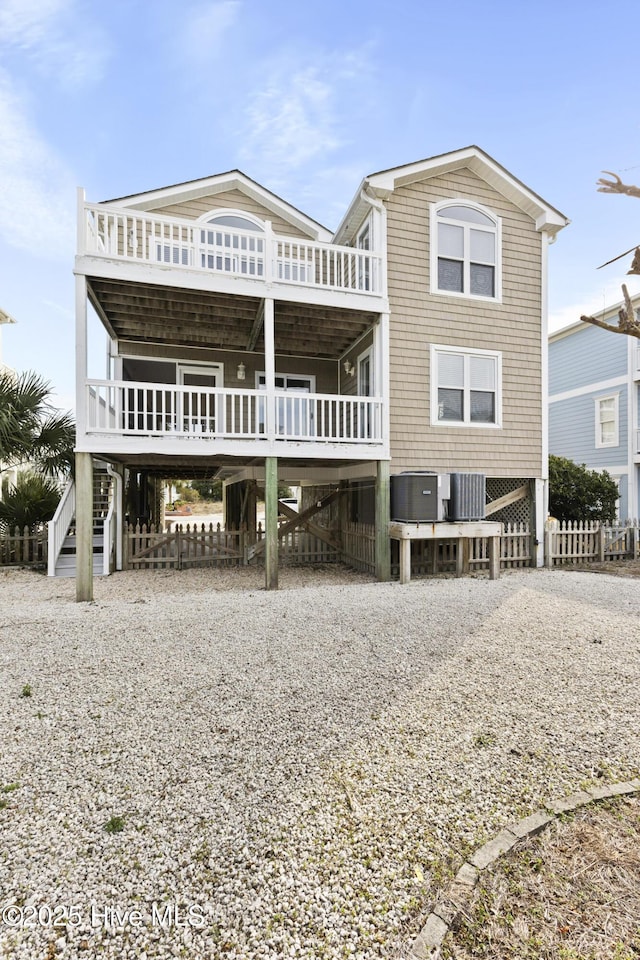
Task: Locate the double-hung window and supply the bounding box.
[431,345,501,427]
[595,394,619,447]
[431,201,500,300]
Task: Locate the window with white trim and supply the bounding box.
[595,394,619,447]
[431,201,500,300]
[431,346,501,427]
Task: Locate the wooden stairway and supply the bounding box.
[54,466,112,577]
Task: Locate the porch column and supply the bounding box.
[375,460,391,581]
[264,298,276,443]
[265,457,279,590]
[373,311,390,452]
[75,272,88,439]
[76,452,94,602]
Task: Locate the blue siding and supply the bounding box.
[549,388,627,468]
[549,324,628,395]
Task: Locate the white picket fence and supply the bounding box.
[544,520,640,566]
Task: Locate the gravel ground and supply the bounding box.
[0,564,639,959]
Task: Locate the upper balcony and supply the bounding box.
[77,200,386,312]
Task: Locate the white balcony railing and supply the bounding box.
[81,203,383,296]
[86,381,384,445]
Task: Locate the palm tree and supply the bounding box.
[0,370,75,480]
[0,473,62,531]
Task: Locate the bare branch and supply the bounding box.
[581,284,640,340]
[597,172,640,199]
[597,244,640,270]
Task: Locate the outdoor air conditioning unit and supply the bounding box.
[449,473,486,521]
[391,472,450,523]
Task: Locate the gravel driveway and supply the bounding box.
[0,565,639,959]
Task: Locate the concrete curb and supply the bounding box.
[407,779,640,960]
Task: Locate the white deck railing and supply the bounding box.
[81,203,383,296]
[47,478,75,576]
[86,380,384,444]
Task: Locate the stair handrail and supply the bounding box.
[47,479,76,577]
[102,494,116,576]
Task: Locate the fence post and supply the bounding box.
[544,521,553,568]
[598,522,605,562]
[630,524,639,561]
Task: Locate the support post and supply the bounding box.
[488,535,500,580]
[375,460,390,581]
[265,457,278,590]
[533,478,546,567]
[75,452,94,602]
[399,538,411,584]
[264,298,276,443]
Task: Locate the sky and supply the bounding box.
[1,0,640,411]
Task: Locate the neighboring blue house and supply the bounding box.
[548,292,640,520]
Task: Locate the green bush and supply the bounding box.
[0,472,62,531]
[548,455,619,523]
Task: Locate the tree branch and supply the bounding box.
[597,172,640,199]
[581,283,640,339]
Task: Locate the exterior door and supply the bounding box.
[357,349,373,439]
[257,374,315,437]
[178,365,222,434]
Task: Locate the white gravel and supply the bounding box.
[0,564,639,959]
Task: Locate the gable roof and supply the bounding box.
[0,307,17,325]
[102,170,332,242]
[334,145,569,244]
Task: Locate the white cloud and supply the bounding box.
[0,70,75,257]
[0,0,109,87]
[239,47,375,182]
[182,0,241,61]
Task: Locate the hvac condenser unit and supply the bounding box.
[449,473,486,521]
[391,472,450,523]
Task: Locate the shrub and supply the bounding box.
[548,455,619,523]
[0,472,61,531]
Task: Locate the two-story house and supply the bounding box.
[549,293,640,520]
[63,146,567,599]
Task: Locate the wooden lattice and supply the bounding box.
[486,478,532,525]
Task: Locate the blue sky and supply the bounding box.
[1,0,639,410]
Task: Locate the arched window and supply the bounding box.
[198,210,265,276]
[431,201,500,299]
[205,212,264,232]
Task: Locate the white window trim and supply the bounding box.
[430,344,502,428]
[357,346,373,396]
[178,362,224,385]
[196,208,265,230]
[429,199,502,303]
[594,392,619,448]
[356,216,372,249]
[255,372,316,392]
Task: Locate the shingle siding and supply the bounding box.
[548,388,627,468]
[385,167,543,478]
[549,324,628,395]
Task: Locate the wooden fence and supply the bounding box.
[545,520,639,566]
[2,519,638,575]
[124,521,339,569]
[0,526,48,567]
